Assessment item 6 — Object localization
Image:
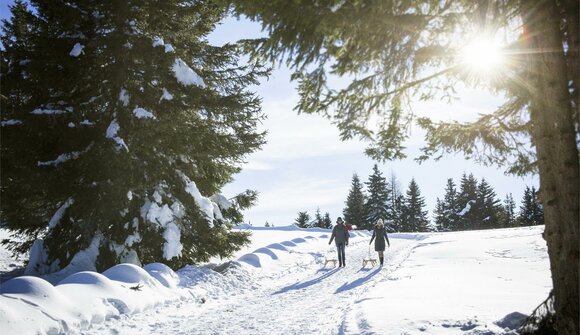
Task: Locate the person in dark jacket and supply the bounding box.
[329,217,350,267]
[369,219,390,266]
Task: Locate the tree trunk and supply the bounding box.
[520,1,580,334]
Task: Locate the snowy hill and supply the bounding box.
[0,225,550,334]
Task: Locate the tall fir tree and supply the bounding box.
[1,0,267,273]
[294,211,310,228]
[400,179,429,232]
[502,193,517,228]
[343,173,366,230]
[456,173,478,230]
[475,178,502,230]
[323,212,332,229]
[434,178,461,231]
[363,164,391,230]
[530,187,545,226]
[518,186,544,226]
[388,172,402,232]
[313,207,324,228]
[434,198,446,232]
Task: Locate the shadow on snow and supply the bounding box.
[272,268,340,295]
[334,267,382,294]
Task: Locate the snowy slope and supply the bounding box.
[0,229,25,280]
[0,225,550,334]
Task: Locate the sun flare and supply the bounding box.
[460,38,504,75]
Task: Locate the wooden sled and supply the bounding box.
[363,245,377,267]
[362,258,377,267]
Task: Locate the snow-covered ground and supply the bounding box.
[0,225,551,334]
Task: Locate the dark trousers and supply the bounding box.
[336,242,346,265]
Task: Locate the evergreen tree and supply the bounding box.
[401,179,429,232]
[313,207,324,228]
[1,0,267,272]
[388,172,402,232]
[456,173,478,230]
[364,164,391,230]
[502,193,517,228]
[343,173,366,230]
[475,178,502,230]
[518,186,544,226]
[294,211,310,228]
[323,212,332,229]
[434,178,460,231]
[530,187,545,226]
[434,198,446,232]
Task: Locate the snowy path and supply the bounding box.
[83,235,420,335]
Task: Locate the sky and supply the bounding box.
[0,225,551,334]
[210,18,538,226]
[0,3,538,227]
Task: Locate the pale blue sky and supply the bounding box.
[210,18,537,226]
[1,3,538,226]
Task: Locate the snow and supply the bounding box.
[119,88,130,106]
[160,88,174,101]
[47,197,74,230]
[124,219,141,247]
[172,58,206,88]
[1,119,22,126]
[162,222,182,260]
[0,225,551,335]
[133,107,155,119]
[69,43,85,57]
[23,240,53,276]
[180,171,217,226]
[152,36,175,53]
[152,36,164,47]
[106,119,128,151]
[210,193,233,210]
[0,230,24,276]
[31,108,71,115]
[142,197,184,261]
[37,151,81,166]
[458,199,476,216]
[164,44,175,53]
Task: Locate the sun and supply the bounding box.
[459,38,504,76]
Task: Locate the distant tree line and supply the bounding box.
[294,207,332,229]
[433,174,543,231]
[342,165,430,232]
[298,164,543,232]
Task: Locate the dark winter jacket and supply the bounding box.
[329,223,349,245]
[369,226,390,251]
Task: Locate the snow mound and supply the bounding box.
[238,253,262,268]
[102,263,159,287]
[253,247,279,260]
[1,276,79,334]
[144,263,180,289]
[266,243,289,251]
[1,276,56,296]
[58,271,113,286]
